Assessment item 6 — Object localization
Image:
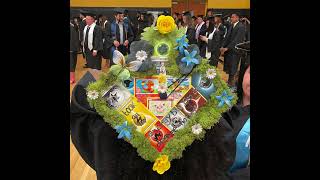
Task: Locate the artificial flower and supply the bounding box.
[158,84,167,93]
[216,90,234,108]
[175,35,189,54]
[115,121,132,140]
[127,40,154,72]
[87,90,99,100]
[135,50,148,62]
[206,68,217,79]
[153,155,171,174]
[181,50,200,66]
[191,124,203,135]
[156,15,176,34]
[158,73,167,84]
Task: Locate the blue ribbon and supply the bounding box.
[115,121,132,140]
[216,90,233,108]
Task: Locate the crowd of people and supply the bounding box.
[70,8,250,90]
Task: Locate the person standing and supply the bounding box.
[70,18,80,84]
[79,10,89,68]
[135,11,149,41]
[200,14,226,67]
[105,9,134,66]
[83,12,103,70]
[181,11,196,45]
[220,13,245,88]
[195,15,207,58]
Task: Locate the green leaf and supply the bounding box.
[118,69,130,81]
[109,64,123,75]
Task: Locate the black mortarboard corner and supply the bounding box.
[235,41,250,52]
[85,12,96,19]
[182,11,191,17]
[114,8,125,14]
[213,13,223,18]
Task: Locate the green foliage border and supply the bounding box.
[86,58,237,162]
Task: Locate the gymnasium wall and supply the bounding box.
[70,0,171,8]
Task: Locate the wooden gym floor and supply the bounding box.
[70,54,229,180]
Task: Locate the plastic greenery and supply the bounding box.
[85,16,238,174]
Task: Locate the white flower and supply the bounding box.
[158,84,167,93]
[87,90,99,100]
[136,50,148,62]
[192,124,203,135]
[206,68,217,79]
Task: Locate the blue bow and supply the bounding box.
[175,35,189,54]
[216,90,233,108]
[181,50,199,66]
[115,121,132,140]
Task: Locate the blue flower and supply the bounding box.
[175,35,189,54]
[115,121,132,140]
[181,50,200,66]
[216,90,233,108]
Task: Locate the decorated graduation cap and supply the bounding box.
[85,12,237,175]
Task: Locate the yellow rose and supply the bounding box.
[158,73,167,84]
[152,155,171,174]
[157,15,176,34]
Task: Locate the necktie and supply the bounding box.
[84,26,90,49]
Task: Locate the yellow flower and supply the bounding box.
[156,15,176,34]
[152,155,171,174]
[158,73,167,84]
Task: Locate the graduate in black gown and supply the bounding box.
[79,10,88,68]
[70,59,250,180]
[195,15,207,58]
[105,8,134,67]
[200,14,226,67]
[135,11,150,41]
[221,13,246,88]
[182,11,197,45]
[70,17,80,84]
[82,12,103,70]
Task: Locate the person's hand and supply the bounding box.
[199,35,208,43]
[123,40,129,47]
[92,50,97,56]
[113,40,120,47]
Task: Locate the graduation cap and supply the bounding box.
[182,11,191,17]
[197,15,204,19]
[235,41,250,52]
[140,11,147,15]
[114,8,125,14]
[213,13,223,18]
[79,10,87,16]
[206,16,214,21]
[85,12,96,19]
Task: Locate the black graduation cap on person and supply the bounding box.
[182,11,191,17]
[197,15,204,19]
[84,11,97,19]
[140,10,147,15]
[235,41,250,52]
[114,8,125,14]
[80,10,88,16]
[213,13,223,18]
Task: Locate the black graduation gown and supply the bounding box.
[207,24,226,66]
[135,20,149,41]
[105,21,134,56]
[222,22,245,76]
[70,71,250,180]
[102,21,113,60]
[83,25,104,70]
[186,26,197,45]
[70,24,80,72]
[79,19,86,43]
[196,23,207,58]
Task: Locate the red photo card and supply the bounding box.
[145,121,174,152]
[176,87,207,117]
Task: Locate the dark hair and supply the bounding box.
[232,13,240,18]
[206,20,215,34]
[237,62,250,104]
